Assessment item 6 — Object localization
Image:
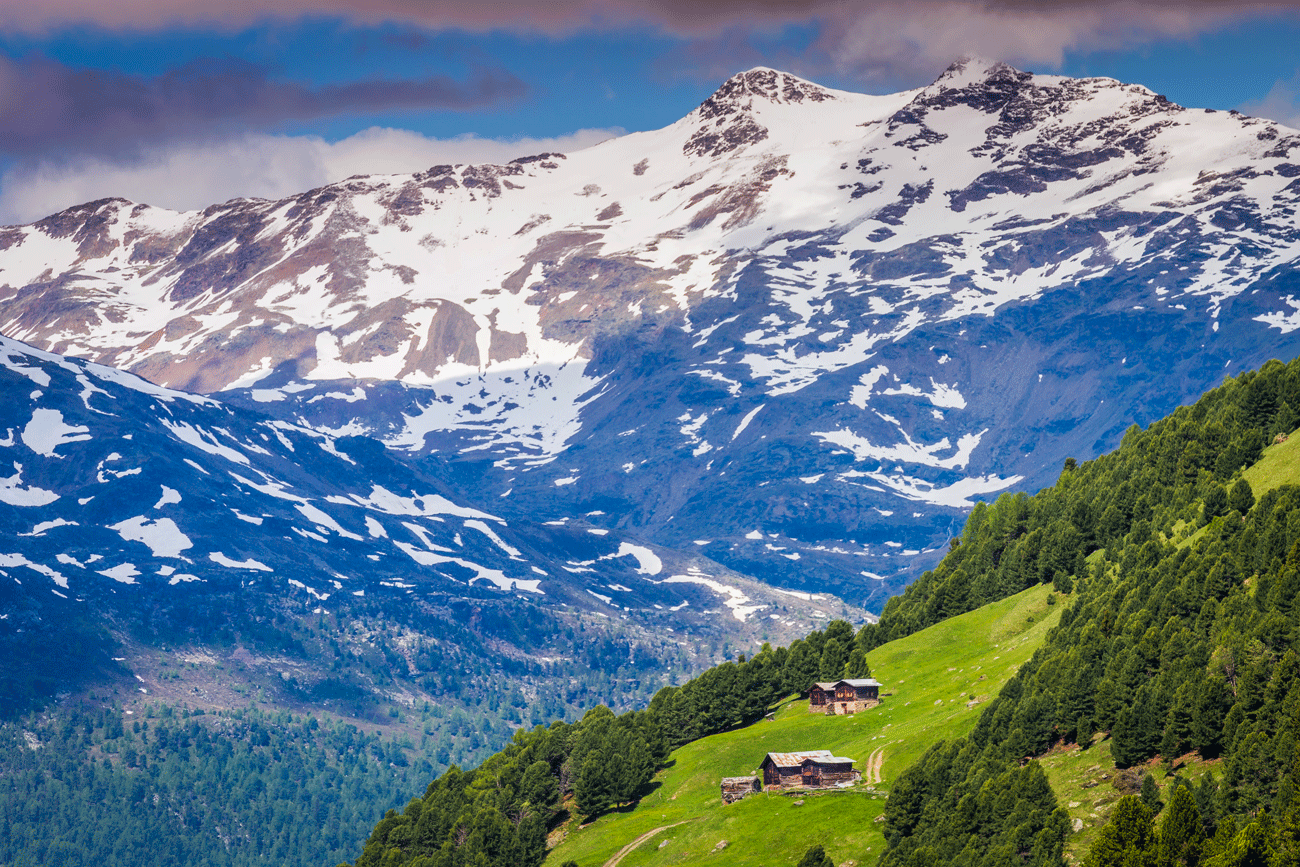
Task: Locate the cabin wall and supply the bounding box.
[817,767,861,786]
[762,764,805,790]
[764,760,860,790]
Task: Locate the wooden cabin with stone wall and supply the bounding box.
[760,751,860,790]
[808,682,839,712]
[809,679,883,715]
[831,678,882,714]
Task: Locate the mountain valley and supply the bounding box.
[4,56,1300,867]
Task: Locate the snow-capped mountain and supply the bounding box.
[0,332,850,704]
[3,59,1300,608]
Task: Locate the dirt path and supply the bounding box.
[866,747,885,784]
[602,822,688,867]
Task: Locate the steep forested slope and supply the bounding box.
[868,357,1300,866]
[861,357,1292,648]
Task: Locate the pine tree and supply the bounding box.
[575,753,612,817]
[1204,485,1230,523]
[1157,784,1204,866]
[1113,684,1165,768]
[1272,772,1300,867]
[1140,774,1161,816]
[520,761,557,810]
[1077,716,1095,749]
[783,641,820,695]
[1194,774,1219,838]
[797,844,835,867]
[819,638,850,682]
[1085,796,1155,867]
[1228,479,1255,514]
[844,647,871,679]
[1206,821,1274,867]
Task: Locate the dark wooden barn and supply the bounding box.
[807,678,883,715]
[760,751,861,790]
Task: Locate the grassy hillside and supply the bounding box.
[547,585,1063,867]
[1242,426,1300,496]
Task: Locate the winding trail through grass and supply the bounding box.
[866,747,884,784]
[601,822,688,867]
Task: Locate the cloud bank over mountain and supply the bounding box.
[3,1,1293,76]
[0,126,621,225]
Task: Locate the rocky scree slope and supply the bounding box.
[3,60,1300,606]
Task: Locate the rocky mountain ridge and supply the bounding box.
[3,58,1300,605]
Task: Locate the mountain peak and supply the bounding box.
[931,56,1030,90]
[684,67,834,159]
[699,67,835,115]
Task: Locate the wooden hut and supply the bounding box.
[760,751,861,790]
[829,678,882,714]
[808,682,839,712]
[808,678,882,714]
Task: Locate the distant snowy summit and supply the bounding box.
[1,58,1293,399]
[2,59,1300,601]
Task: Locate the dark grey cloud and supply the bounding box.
[7,1,1299,89]
[0,53,526,159]
[5,0,1298,37]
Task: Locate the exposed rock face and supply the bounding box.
[4,59,1300,606]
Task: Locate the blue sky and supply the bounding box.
[2,1,1299,223]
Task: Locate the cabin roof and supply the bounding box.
[839,678,882,687]
[764,750,856,768]
[812,682,839,691]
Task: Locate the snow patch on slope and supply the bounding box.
[108,516,193,558]
[0,463,58,506]
[22,410,91,457]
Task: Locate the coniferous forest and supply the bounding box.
[0,706,429,867]
[872,357,1300,867]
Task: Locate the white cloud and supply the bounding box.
[0,125,622,225]
[1240,73,1300,131]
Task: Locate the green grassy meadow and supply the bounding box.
[1243,428,1300,497]
[547,585,1064,867]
